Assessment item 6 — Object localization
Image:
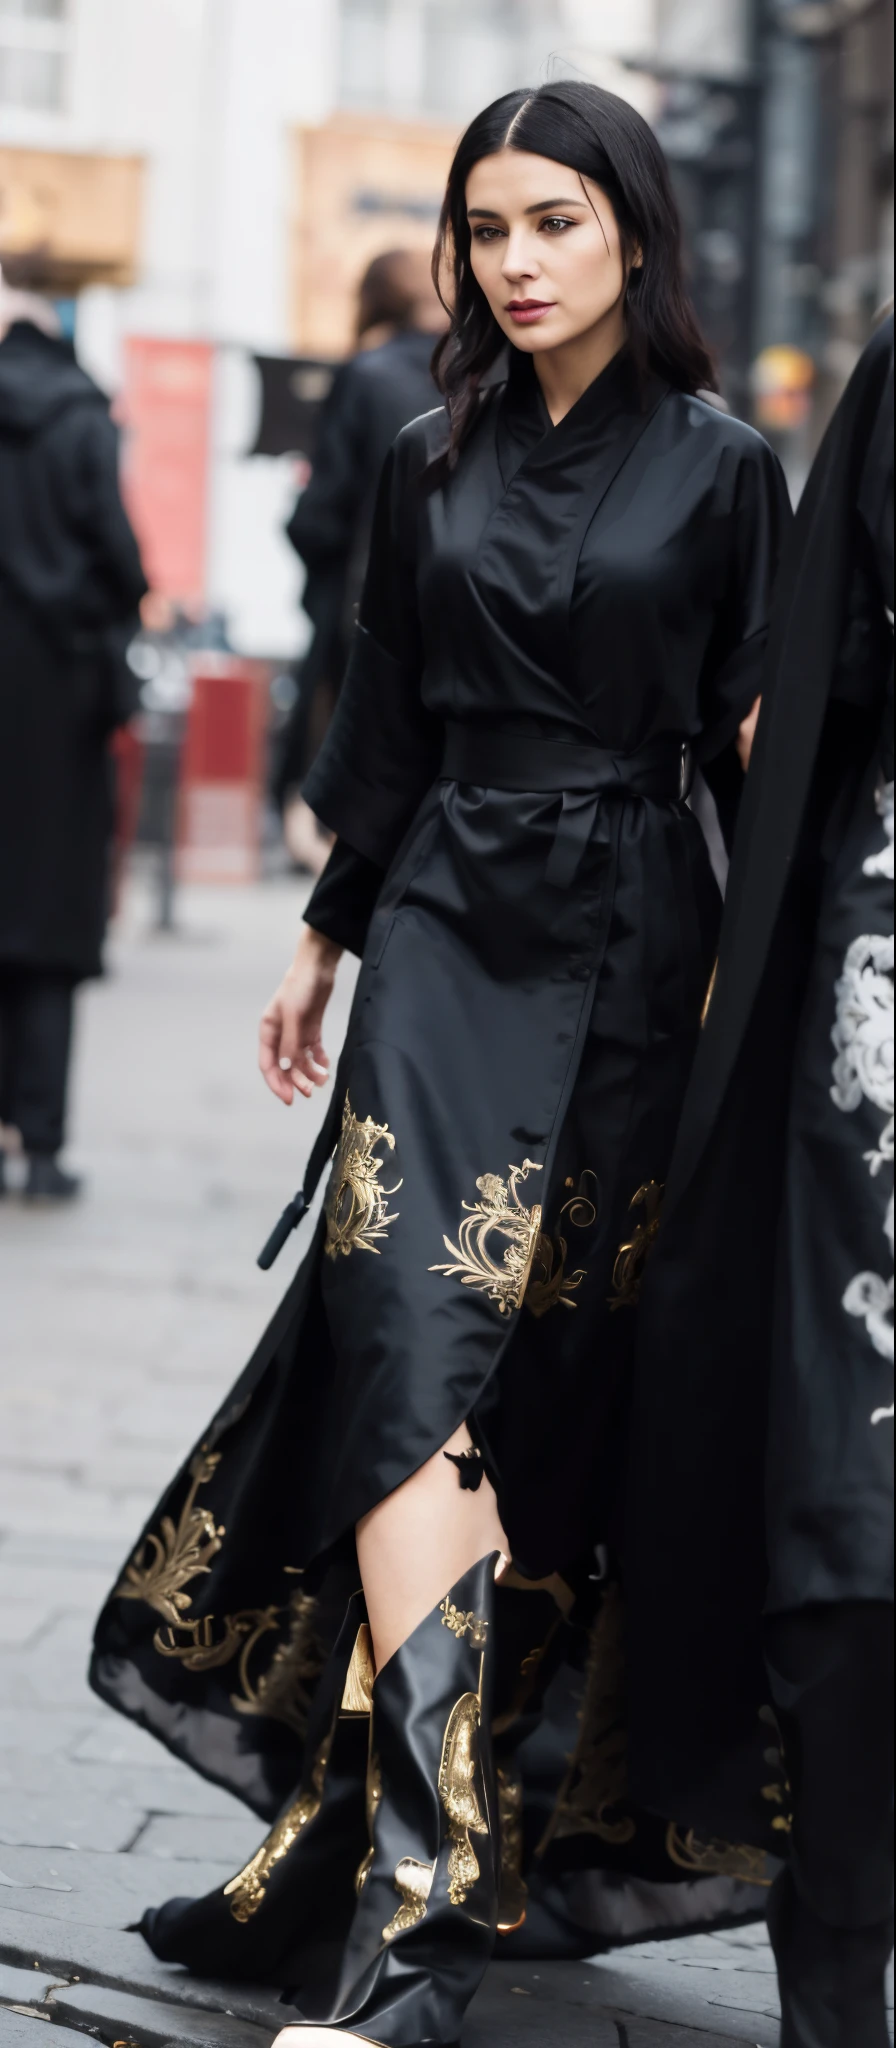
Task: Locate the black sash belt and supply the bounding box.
[441,725,692,886]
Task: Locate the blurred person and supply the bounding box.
[277,249,446,874]
[0,261,147,1201]
[629,312,893,2047]
[91,84,790,2046]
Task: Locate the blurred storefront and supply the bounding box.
[2,0,892,653]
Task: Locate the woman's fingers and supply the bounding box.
[258,1009,294,1103]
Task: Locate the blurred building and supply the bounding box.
[1,0,892,656]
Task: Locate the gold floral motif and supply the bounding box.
[154,1605,279,1672]
[430,1159,543,1315]
[665,1822,771,1887]
[112,1450,223,1628]
[440,1598,489,1648]
[609,1181,664,1309]
[324,1093,401,1258]
[439,1690,490,1906]
[526,1171,599,1317]
[149,1584,326,1744]
[224,1740,329,1922]
[231,1588,326,1739]
[496,1764,528,1933]
[382,1855,436,1941]
[539,1583,636,1852]
[355,1751,382,1896]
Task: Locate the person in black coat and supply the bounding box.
[277,249,446,871]
[0,285,147,1199]
[628,314,893,2047]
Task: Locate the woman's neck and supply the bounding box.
[532,307,627,425]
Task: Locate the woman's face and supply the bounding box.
[466,147,633,355]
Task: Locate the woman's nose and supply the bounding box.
[501,232,539,284]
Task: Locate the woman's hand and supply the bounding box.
[259,927,342,1104]
[736,695,761,771]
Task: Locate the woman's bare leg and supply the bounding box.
[357,1422,509,1671]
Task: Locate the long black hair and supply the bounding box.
[432,80,717,469]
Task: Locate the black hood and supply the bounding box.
[0,320,108,438]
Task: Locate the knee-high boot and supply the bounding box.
[280,1552,501,2047]
[139,1593,373,1987]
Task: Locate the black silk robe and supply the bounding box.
[91,352,793,1946]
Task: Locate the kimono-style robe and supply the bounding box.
[90,348,792,1953]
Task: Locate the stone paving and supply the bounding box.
[0,868,868,2047]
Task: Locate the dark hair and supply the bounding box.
[431,80,717,468]
[356,248,435,344]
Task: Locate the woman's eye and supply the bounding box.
[471,225,505,242]
[540,216,574,234]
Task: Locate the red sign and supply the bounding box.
[120,337,213,603]
[177,657,269,884]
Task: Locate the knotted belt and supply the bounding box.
[257,724,693,1270]
[441,724,693,887]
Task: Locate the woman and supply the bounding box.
[278,249,446,875]
[91,84,790,2046]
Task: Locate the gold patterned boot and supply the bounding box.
[140,1594,374,1989]
[274,1552,500,2047]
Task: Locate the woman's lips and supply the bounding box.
[506,300,555,325]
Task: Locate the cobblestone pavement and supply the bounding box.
[0,869,839,2046]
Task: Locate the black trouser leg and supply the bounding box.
[0,970,74,1157]
[764,1601,894,2048]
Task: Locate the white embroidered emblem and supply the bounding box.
[831,782,894,1422]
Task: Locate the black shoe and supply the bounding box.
[284,1553,501,2047]
[768,1866,893,2047]
[24,1155,82,1201]
[140,1593,373,1987]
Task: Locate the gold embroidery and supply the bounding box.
[154,1605,279,1672]
[112,1450,223,1627]
[355,1752,382,1896]
[439,1689,489,1905]
[496,1764,528,1933]
[341,1623,376,1717]
[224,1740,329,1922]
[610,1180,664,1308]
[526,1171,599,1317]
[231,1588,326,1739]
[539,1583,636,1852]
[431,1159,543,1315]
[150,1585,326,1744]
[382,1855,436,1941]
[760,1704,794,1835]
[440,1597,489,1648]
[666,1822,771,1887]
[701,957,718,1025]
[324,1094,401,1258]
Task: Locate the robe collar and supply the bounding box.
[495,342,649,489]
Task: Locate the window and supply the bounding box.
[0,0,68,111]
[339,0,555,119]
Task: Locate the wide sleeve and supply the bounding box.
[304,836,384,957]
[696,438,792,765]
[302,427,442,868]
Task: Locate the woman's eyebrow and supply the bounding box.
[467,196,585,220]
